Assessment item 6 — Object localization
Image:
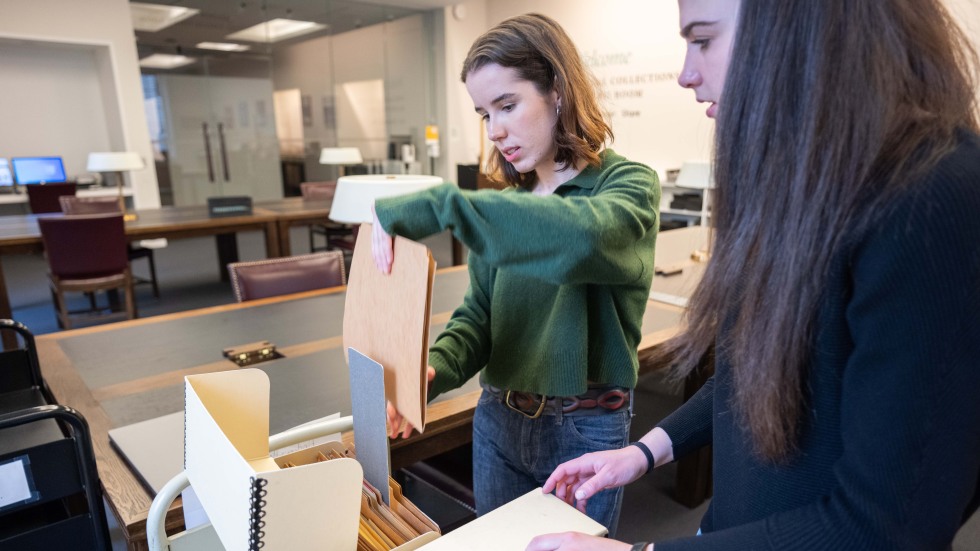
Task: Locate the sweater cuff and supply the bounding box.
[375,182,456,240]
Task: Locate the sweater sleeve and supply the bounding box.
[426,255,493,399]
[655,158,980,550]
[656,376,715,460]
[374,163,659,286]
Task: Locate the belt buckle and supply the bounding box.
[505,390,546,419]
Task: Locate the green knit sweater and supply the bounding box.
[375,149,660,399]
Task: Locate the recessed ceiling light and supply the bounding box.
[196,42,251,52]
[139,54,197,69]
[130,2,200,33]
[226,18,327,43]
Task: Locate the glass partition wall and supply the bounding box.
[136,0,436,206]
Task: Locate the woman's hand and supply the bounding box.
[526,532,634,551]
[386,366,436,438]
[371,203,394,274]
[542,446,649,512]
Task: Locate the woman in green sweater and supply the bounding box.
[371,13,660,534]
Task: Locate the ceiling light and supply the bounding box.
[130,2,200,33]
[226,18,327,43]
[139,54,197,69]
[196,42,251,52]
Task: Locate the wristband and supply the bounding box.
[629,441,655,474]
[630,542,649,551]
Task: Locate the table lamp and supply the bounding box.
[319,147,363,177]
[87,152,145,221]
[329,174,443,224]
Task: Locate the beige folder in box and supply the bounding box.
[184,369,363,550]
[344,224,436,432]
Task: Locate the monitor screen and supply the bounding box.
[12,157,67,185]
[0,159,12,187]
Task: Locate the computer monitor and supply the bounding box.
[11,156,67,185]
[0,159,13,188]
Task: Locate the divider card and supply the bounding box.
[350,347,393,506]
[343,224,436,433]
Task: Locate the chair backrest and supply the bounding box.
[38,214,129,279]
[227,251,346,302]
[300,181,337,201]
[60,195,122,215]
[26,182,77,214]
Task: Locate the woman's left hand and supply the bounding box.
[371,203,394,274]
[525,532,633,551]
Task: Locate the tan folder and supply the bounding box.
[343,223,436,432]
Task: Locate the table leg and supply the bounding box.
[215,233,239,282]
[270,221,287,258]
[0,256,16,349]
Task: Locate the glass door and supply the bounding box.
[146,55,283,206]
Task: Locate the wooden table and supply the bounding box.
[253,197,332,257]
[0,205,281,347]
[35,265,694,550]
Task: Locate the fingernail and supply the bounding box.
[575,490,585,500]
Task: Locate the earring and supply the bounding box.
[556,104,561,117]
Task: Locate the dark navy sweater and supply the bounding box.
[656,132,980,550]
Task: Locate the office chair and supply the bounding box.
[300,181,357,254]
[227,251,346,302]
[26,182,77,214]
[59,196,161,298]
[38,213,136,329]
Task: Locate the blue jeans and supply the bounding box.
[471,389,631,536]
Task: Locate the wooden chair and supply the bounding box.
[37,214,136,329]
[26,182,77,214]
[59,196,161,298]
[227,251,346,302]
[300,181,356,254]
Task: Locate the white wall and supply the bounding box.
[437,0,490,178]
[0,42,113,176]
[0,0,160,208]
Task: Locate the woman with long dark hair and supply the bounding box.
[372,13,660,534]
[530,0,980,549]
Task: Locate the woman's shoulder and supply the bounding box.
[594,149,659,182]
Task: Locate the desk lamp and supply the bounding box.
[87,152,145,221]
[329,174,442,225]
[319,147,363,178]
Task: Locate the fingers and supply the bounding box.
[386,400,416,439]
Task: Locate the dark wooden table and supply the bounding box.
[0,206,281,347]
[34,265,699,550]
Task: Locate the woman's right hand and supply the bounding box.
[386,366,436,438]
[371,203,394,274]
[542,446,650,513]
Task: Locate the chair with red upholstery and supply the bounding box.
[37,214,135,329]
[59,196,161,298]
[227,251,346,302]
[26,182,77,214]
[300,181,356,254]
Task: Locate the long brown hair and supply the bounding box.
[461,13,612,189]
[660,0,978,461]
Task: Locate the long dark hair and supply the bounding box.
[660,0,978,461]
[461,13,612,189]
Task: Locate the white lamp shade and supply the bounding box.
[329,174,443,224]
[319,147,363,165]
[675,161,713,189]
[87,152,145,172]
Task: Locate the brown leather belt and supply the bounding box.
[483,384,631,419]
